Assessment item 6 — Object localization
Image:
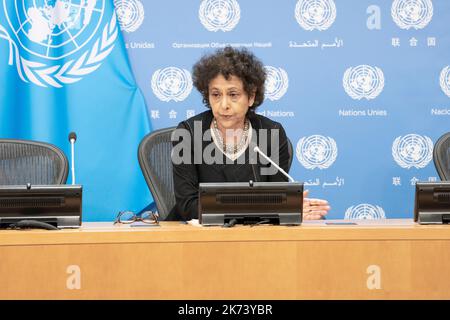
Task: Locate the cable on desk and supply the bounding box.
[222,218,238,228]
[8,220,59,230]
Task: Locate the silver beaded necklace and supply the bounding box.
[212,117,250,158]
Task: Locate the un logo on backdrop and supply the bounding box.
[0,0,117,87]
[392,134,433,169]
[199,0,240,32]
[114,0,144,33]
[343,65,384,100]
[295,0,336,31]
[264,66,289,101]
[345,204,386,220]
[440,66,450,98]
[296,135,337,170]
[391,0,433,30]
[151,67,193,102]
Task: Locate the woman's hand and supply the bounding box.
[302,190,330,220]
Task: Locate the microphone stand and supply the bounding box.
[253,146,295,182]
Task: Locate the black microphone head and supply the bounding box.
[68,132,77,142]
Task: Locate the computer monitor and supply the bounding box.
[0,184,82,229]
[198,181,303,226]
[414,181,450,224]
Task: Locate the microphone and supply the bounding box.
[68,132,77,185]
[254,145,328,221]
[253,145,295,182]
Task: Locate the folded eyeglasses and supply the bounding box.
[114,210,159,225]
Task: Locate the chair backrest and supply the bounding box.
[433,132,450,181]
[287,137,294,172]
[138,127,177,220]
[0,139,68,185]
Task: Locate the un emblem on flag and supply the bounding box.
[345,204,386,220]
[391,0,433,30]
[151,67,193,102]
[264,66,289,101]
[199,0,240,32]
[440,66,450,98]
[343,65,384,100]
[3,0,104,59]
[295,0,336,31]
[392,134,433,169]
[296,135,337,170]
[114,0,144,33]
[0,0,118,87]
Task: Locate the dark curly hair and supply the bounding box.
[192,46,266,111]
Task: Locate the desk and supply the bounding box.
[1,219,450,299]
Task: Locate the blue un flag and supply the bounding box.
[0,0,152,221]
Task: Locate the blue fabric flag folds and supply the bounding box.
[0,0,152,221]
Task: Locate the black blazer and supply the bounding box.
[169,110,290,221]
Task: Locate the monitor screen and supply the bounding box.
[199,181,303,226]
[0,184,82,228]
[414,182,450,224]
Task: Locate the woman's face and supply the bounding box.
[208,74,255,130]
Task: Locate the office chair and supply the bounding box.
[433,132,450,181]
[287,137,294,173]
[138,127,177,220]
[0,139,68,185]
[138,127,295,220]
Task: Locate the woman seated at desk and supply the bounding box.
[169,46,330,221]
